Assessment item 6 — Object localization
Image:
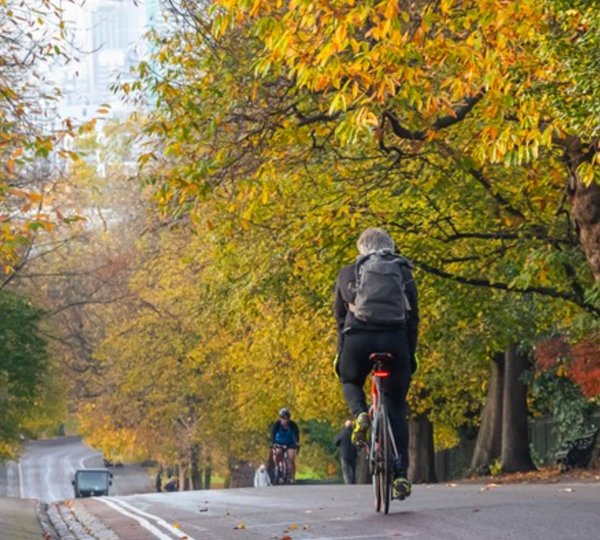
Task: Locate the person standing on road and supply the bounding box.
[254,464,272,487]
[334,228,419,500]
[335,420,358,485]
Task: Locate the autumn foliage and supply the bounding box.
[536,336,600,399]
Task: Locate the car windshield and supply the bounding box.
[77,472,109,490]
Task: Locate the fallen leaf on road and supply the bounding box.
[446,483,458,487]
[234,522,247,530]
[173,524,181,528]
[199,507,208,512]
[560,488,574,493]
[289,524,298,530]
[302,525,309,530]
[280,536,292,540]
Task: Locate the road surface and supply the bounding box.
[1,437,599,539]
[0,436,151,503]
[73,482,600,540]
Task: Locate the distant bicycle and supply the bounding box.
[367,352,402,514]
[271,444,292,485]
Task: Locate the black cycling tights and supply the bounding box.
[339,329,412,473]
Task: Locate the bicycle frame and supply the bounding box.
[370,368,400,463]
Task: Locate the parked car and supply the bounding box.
[72,469,112,498]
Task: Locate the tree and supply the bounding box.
[534,334,600,465]
[121,1,600,479]
[501,345,536,473]
[470,353,504,474]
[0,291,62,460]
[130,1,600,321]
[0,0,75,269]
[203,0,600,283]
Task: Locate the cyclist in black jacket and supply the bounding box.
[334,228,419,499]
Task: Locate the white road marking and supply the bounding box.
[79,453,99,469]
[6,461,18,498]
[43,452,58,502]
[17,460,24,498]
[97,498,178,540]
[104,498,197,540]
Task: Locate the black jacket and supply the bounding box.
[334,253,419,359]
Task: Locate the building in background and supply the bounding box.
[57,0,148,122]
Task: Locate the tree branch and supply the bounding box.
[385,89,486,141]
[415,259,600,316]
[441,230,574,247]
[296,111,343,127]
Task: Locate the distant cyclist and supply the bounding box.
[334,228,419,499]
[271,407,300,483]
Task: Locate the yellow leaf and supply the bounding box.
[27,192,44,203]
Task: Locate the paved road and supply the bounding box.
[0,437,101,502]
[0,436,152,503]
[75,482,600,540]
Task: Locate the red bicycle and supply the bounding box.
[367,352,401,514]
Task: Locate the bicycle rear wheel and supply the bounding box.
[372,435,381,512]
[372,405,392,513]
[379,405,392,514]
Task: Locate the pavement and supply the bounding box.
[0,498,44,540]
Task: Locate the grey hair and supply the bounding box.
[357,228,395,255]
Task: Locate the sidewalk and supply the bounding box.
[0,498,44,540]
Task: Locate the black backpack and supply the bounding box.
[349,252,410,325]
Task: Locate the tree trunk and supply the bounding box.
[178,464,187,491]
[570,180,600,280]
[470,353,505,475]
[228,458,254,488]
[501,345,536,473]
[190,444,202,490]
[408,413,438,483]
[204,466,212,489]
[564,139,600,281]
[588,428,600,469]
